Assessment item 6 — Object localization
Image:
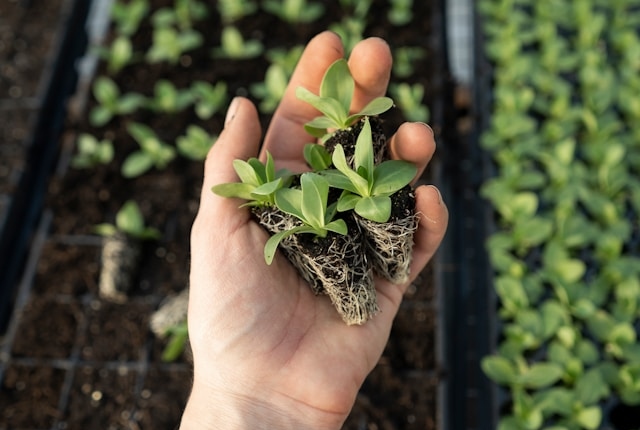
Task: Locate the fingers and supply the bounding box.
[348,37,392,112]
[388,122,436,181]
[409,185,449,277]
[198,97,262,214]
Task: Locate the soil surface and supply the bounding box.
[0,0,451,428]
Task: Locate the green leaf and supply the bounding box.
[320,59,353,116]
[304,144,332,171]
[481,355,517,385]
[93,76,119,104]
[264,228,298,265]
[324,219,348,235]
[575,406,602,430]
[518,362,563,389]
[251,179,282,197]
[122,151,154,178]
[355,195,391,223]
[332,145,369,194]
[372,160,416,195]
[351,96,394,118]
[300,173,328,228]
[322,170,359,194]
[354,118,374,183]
[274,188,305,220]
[233,159,261,185]
[211,182,255,200]
[337,193,360,212]
[116,200,144,235]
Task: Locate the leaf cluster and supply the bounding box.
[478,0,640,427]
[94,200,161,240]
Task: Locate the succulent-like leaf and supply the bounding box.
[371,160,416,195]
[304,144,332,171]
[211,182,255,200]
[355,195,391,223]
[300,173,328,229]
[353,118,374,184]
[332,145,369,195]
[274,187,304,220]
[233,159,261,185]
[320,59,353,115]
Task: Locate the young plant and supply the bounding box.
[324,118,416,223]
[211,152,293,208]
[262,0,325,24]
[177,125,216,161]
[190,81,228,120]
[71,133,114,169]
[146,26,203,64]
[146,79,194,113]
[296,59,394,139]
[122,122,176,178]
[216,0,257,23]
[110,0,150,36]
[392,46,425,79]
[389,82,430,123]
[95,200,160,303]
[387,0,414,26]
[89,76,145,127]
[151,0,208,31]
[264,173,348,264]
[97,35,136,75]
[161,320,189,362]
[212,25,264,59]
[95,200,161,240]
[250,63,289,113]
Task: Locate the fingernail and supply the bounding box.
[417,122,434,137]
[428,185,443,204]
[225,97,240,127]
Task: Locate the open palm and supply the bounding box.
[183,32,448,429]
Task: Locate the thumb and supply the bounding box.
[198,97,262,212]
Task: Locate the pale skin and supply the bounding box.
[181,32,449,429]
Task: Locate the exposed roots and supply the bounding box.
[252,206,379,325]
[356,211,419,285]
[99,232,141,303]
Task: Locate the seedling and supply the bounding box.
[323,118,416,223]
[216,0,257,23]
[95,200,160,303]
[177,125,216,161]
[146,26,203,64]
[97,35,136,75]
[122,122,176,178]
[389,82,430,123]
[264,173,348,264]
[250,63,289,113]
[151,0,208,30]
[95,200,161,240]
[392,46,425,79]
[190,81,228,120]
[161,321,188,362]
[262,0,325,24]
[387,0,413,26]
[146,79,194,113]
[71,133,114,169]
[89,76,145,127]
[212,25,264,59]
[110,0,150,36]
[296,59,393,139]
[211,152,293,208]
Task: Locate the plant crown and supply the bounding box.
[295,58,393,140]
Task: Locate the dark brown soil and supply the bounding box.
[0,0,449,428]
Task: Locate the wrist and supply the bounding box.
[179,380,346,430]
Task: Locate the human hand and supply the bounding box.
[180,31,448,430]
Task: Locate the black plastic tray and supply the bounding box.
[0,0,91,331]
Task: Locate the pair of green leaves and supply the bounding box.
[296,59,393,139]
